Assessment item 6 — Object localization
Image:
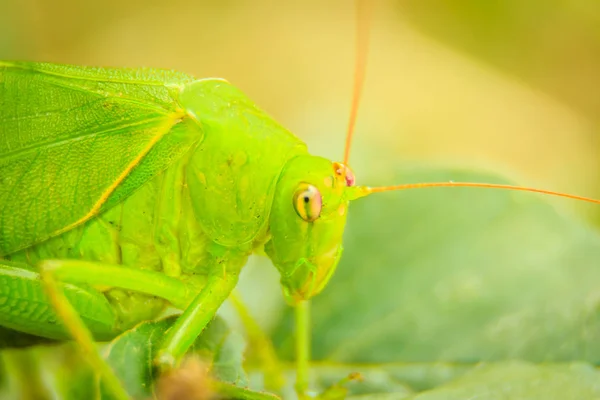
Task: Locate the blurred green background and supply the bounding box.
[2,0,599,222]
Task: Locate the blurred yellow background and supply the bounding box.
[3,0,599,221]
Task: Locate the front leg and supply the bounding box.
[295,300,311,399]
[155,272,239,369]
[156,247,248,369]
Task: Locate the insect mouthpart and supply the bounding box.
[280,245,343,305]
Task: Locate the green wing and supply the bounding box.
[0,62,201,256]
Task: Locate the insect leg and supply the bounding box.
[36,259,199,400]
[295,300,311,399]
[39,261,130,400]
[155,271,240,370]
[40,259,194,309]
[38,254,249,396]
[154,247,249,370]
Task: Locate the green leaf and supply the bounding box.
[0,316,280,400]
[104,316,249,398]
[404,362,600,399]
[280,362,600,399]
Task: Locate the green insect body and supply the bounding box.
[3,55,600,400]
[0,61,357,393]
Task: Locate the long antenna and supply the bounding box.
[352,181,600,205]
[336,2,600,208]
[342,0,372,165]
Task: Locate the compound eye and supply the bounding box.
[293,184,322,222]
[333,162,356,186]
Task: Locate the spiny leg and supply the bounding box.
[42,260,194,309]
[38,259,197,400]
[155,272,240,369]
[39,254,257,398]
[40,263,130,400]
[155,249,248,369]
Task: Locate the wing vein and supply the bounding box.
[55,113,184,236]
[1,63,189,87]
[1,116,169,161]
[36,79,173,113]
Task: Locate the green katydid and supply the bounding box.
[2,2,600,400]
